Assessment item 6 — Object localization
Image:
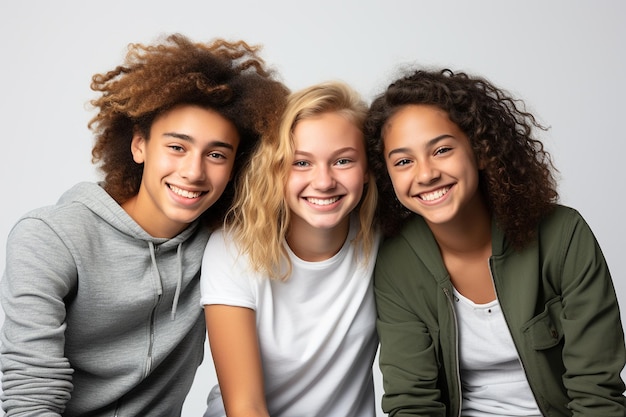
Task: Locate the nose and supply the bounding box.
[312,165,336,191]
[416,160,440,185]
[181,153,207,182]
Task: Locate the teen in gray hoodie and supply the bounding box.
[0,33,288,417]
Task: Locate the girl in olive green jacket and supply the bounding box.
[365,68,626,416]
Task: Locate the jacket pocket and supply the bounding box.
[521,297,563,350]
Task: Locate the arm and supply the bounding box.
[375,252,448,417]
[557,211,626,415]
[0,218,75,415]
[205,305,269,417]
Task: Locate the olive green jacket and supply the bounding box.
[375,205,626,416]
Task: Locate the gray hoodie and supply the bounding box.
[0,182,209,416]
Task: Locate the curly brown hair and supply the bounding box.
[365,68,558,249]
[89,33,288,228]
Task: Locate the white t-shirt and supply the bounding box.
[452,288,542,417]
[200,217,380,417]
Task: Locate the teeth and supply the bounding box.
[170,185,202,199]
[420,186,450,201]
[307,196,340,206]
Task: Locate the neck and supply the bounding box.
[286,217,350,262]
[428,195,492,256]
[121,193,186,239]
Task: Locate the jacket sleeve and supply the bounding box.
[0,217,75,415]
[374,249,447,417]
[558,210,626,415]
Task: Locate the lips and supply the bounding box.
[169,184,203,199]
[419,186,450,201]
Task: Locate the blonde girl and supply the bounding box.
[200,81,380,417]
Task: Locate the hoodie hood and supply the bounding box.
[58,182,200,247]
[58,182,201,319]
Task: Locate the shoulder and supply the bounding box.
[19,182,113,223]
[541,204,583,224]
[203,228,253,272]
[533,204,605,273]
[10,191,97,239]
[378,216,434,262]
[375,216,447,286]
[200,229,262,307]
[205,228,238,255]
[538,204,590,240]
[8,182,146,253]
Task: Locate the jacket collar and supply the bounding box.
[398,214,512,281]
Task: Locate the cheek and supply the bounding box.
[461,159,481,185]
[223,160,237,181]
[347,169,367,194]
[286,171,306,191]
[390,180,404,200]
[284,178,298,206]
[386,169,405,190]
[284,176,302,210]
[141,157,170,180]
[212,165,235,188]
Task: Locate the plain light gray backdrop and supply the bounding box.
[0,1,624,416]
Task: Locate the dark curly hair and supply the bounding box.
[89,33,289,228]
[365,68,558,249]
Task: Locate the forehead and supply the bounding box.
[150,104,239,145]
[385,105,462,140]
[385,104,454,134]
[382,104,471,153]
[293,112,364,148]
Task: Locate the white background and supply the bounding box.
[0,1,624,416]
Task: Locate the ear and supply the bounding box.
[130,133,147,164]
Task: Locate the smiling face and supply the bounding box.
[383,104,485,229]
[286,111,368,240]
[123,104,239,238]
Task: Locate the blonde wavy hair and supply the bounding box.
[226,81,378,280]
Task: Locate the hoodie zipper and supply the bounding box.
[144,296,162,377]
[442,286,463,417]
[145,242,164,378]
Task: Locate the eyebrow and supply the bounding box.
[386,134,453,159]
[294,146,359,157]
[163,132,235,150]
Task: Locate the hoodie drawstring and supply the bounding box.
[171,242,183,320]
[148,242,163,296]
[147,241,183,320]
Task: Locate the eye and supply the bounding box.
[169,145,185,152]
[335,158,352,166]
[394,158,412,167]
[434,146,452,156]
[208,152,226,160]
[293,160,310,168]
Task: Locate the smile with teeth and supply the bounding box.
[169,184,203,199]
[306,196,340,206]
[419,186,450,202]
